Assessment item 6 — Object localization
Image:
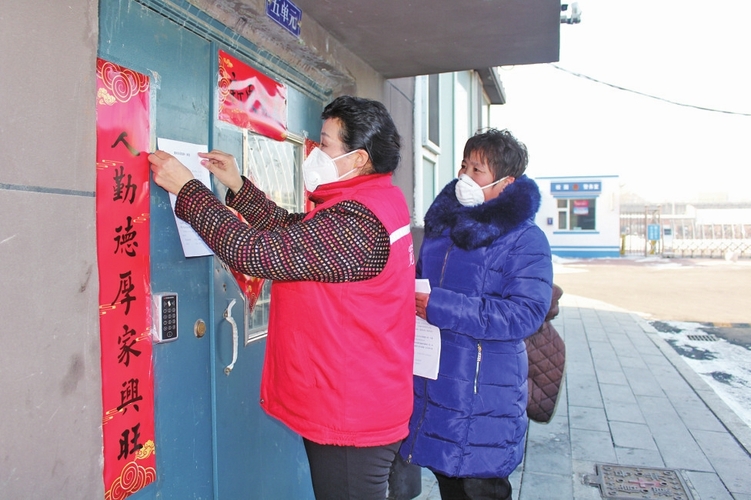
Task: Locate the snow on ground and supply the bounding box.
[651,320,751,428]
[558,292,751,428]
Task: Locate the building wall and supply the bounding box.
[186,0,416,218]
[408,70,492,255]
[414,71,488,224]
[535,175,621,258]
[0,0,104,498]
[0,0,415,497]
[385,78,417,221]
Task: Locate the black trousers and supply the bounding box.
[434,473,512,500]
[303,438,402,500]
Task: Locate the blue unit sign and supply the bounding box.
[267,0,302,37]
[551,181,602,195]
[647,224,661,241]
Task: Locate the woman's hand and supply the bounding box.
[198,150,243,194]
[148,151,195,195]
[416,292,430,320]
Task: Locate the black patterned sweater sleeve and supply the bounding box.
[224,177,306,230]
[174,179,389,282]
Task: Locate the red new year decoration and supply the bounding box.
[218,50,287,141]
[95,58,156,499]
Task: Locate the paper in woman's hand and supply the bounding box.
[414,279,440,379]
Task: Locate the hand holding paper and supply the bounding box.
[149,150,195,195]
[415,278,431,320]
[154,138,214,258]
[198,150,243,194]
[415,292,429,320]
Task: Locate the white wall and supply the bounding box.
[535,175,621,258]
[0,0,104,498]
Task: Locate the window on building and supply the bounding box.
[427,74,440,147]
[241,131,304,342]
[415,74,441,225]
[557,198,597,230]
[557,199,568,229]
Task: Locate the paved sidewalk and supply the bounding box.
[414,294,751,500]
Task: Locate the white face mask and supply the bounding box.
[302,147,359,192]
[454,173,507,207]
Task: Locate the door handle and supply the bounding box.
[223,299,238,375]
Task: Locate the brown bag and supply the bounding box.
[525,284,565,424]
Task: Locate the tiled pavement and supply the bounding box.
[413,294,751,500]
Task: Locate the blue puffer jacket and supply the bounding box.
[400,175,553,478]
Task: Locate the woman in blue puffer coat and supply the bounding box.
[400,129,553,500]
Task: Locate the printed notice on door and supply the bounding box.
[157,138,214,258]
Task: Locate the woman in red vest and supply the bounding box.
[149,96,416,499]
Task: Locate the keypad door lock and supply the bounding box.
[152,293,178,343]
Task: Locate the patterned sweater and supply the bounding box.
[174,177,389,282]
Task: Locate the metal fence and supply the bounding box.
[620,212,751,258]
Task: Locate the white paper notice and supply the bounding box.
[414,317,441,379]
[157,138,214,258]
[414,279,440,379]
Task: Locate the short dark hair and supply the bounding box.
[464,128,528,180]
[321,96,401,174]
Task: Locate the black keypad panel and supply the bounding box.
[161,294,178,340]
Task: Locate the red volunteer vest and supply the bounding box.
[259,173,416,446]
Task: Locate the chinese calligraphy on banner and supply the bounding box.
[95,58,156,500]
[218,50,288,140]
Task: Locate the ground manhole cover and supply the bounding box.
[583,463,693,499]
[686,334,717,342]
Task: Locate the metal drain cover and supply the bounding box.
[686,334,717,342]
[583,463,693,499]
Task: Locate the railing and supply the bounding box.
[665,238,751,259]
[620,214,751,258]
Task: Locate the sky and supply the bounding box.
[490,0,751,204]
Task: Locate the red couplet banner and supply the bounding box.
[217,50,288,140]
[95,58,156,500]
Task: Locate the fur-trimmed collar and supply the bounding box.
[424,175,542,250]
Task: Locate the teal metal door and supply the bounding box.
[99,1,316,498]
